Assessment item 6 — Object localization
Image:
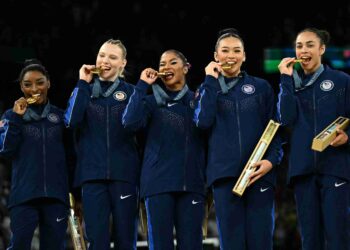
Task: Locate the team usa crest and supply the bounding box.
[0,119,6,129]
[190,100,195,109]
[194,89,200,99]
[114,91,127,101]
[241,84,255,94]
[47,113,60,123]
[320,80,334,91]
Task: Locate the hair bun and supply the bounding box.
[23,58,42,67]
[218,28,239,38]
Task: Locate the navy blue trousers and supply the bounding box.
[293,174,350,250]
[212,178,275,250]
[82,180,138,250]
[7,198,68,250]
[145,192,205,250]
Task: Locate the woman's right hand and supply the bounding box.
[13,97,27,115]
[79,64,95,83]
[278,57,296,76]
[205,61,220,78]
[140,68,158,85]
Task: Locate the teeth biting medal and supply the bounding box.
[26,94,40,104]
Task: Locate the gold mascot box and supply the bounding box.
[312,116,349,152]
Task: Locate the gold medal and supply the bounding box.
[26,94,40,104]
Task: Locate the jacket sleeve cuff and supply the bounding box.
[345,129,350,145]
[265,156,277,167]
[280,74,295,90]
[136,80,150,94]
[77,80,91,91]
[204,75,220,91]
[7,110,24,125]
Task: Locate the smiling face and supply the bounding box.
[96,42,127,81]
[158,51,188,91]
[215,36,246,77]
[20,70,50,105]
[295,31,325,74]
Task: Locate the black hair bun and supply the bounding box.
[23,58,42,67]
[218,28,239,38]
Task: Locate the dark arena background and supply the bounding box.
[0,1,349,249]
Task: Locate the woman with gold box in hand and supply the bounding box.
[0,59,70,250]
[193,28,283,250]
[277,27,350,250]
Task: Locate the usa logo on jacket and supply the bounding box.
[241,84,255,94]
[47,113,60,123]
[320,80,334,91]
[114,91,127,101]
[0,119,6,130]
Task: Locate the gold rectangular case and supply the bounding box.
[68,193,86,250]
[232,120,280,196]
[312,116,349,152]
[139,200,148,236]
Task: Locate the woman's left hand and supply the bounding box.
[248,160,273,186]
[330,128,348,147]
[140,68,158,85]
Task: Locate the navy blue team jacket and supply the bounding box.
[122,80,207,198]
[0,105,69,208]
[277,64,350,183]
[194,72,283,187]
[64,79,140,187]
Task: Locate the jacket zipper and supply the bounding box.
[106,105,110,179]
[183,104,189,191]
[313,88,317,169]
[42,124,47,195]
[235,100,242,165]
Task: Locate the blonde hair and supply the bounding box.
[104,39,127,78]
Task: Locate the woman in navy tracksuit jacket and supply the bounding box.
[64,39,140,250]
[193,28,283,250]
[277,28,350,250]
[122,49,206,250]
[0,60,69,250]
